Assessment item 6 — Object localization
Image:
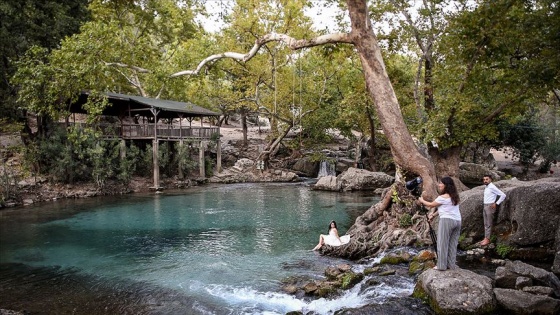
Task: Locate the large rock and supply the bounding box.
[291,157,319,177]
[495,260,560,297]
[459,162,504,186]
[336,168,394,191]
[554,226,560,274]
[413,268,496,314]
[313,175,339,191]
[494,288,560,315]
[459,178,560,253]
[209,159,300,183]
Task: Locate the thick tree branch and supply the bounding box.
[483,91,524,122]
[170,33,353,77]
[553,89,560,103]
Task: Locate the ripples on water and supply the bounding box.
[0,182,432,314]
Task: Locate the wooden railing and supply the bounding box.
[58,122,219,141]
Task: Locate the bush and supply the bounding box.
[496,243,514,258]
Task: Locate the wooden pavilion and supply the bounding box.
[69,91,222,189]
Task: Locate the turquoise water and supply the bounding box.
[0,182,413,314]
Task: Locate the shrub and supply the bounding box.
[496,243,514,258]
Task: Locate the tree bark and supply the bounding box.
[366,106,377,171]
[428,145,468,191]
[240,109,248,147]
[347,0,437,197]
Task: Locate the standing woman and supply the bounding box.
[418,177,462,270]
[312,220,350,251]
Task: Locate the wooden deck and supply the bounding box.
[60,122,220,141]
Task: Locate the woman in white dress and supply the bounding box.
[312,220,350,251]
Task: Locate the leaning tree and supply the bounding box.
[171,0,438,258]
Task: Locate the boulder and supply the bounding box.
[414,269,496,314]
[336,167,394,191]
[291,157,318,177]
[553,225,560,275]
[313,175,339,191]
[459,178,560,251]
[498,260,560,297]
[522,286,555,297]
[494,288,560,315]
[232,158,254,172]
[459,162,504,186]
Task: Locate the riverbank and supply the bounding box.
[2,124,559,208]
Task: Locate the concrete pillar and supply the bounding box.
[178,140,184,180]
[216,139,222,173]
[120,139,126,160]
[199,141,206,179]
[153,139,159,189]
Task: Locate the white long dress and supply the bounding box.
[324,229,351,246]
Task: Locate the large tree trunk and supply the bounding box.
[429,145,469,191]
[315,1,441,260]
[240,110,248,147]
[257,123,292,167]
[348,0,437,197]
[366,106,377,171]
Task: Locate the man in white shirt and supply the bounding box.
[480,174,507,246]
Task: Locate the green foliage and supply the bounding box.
[139,144,154,176]
[22,125,144,187]
[11,0,203,122]
[496,243,514,258]
[0,0,89,123]
[498,113,547,170]
[0,119,23,133]
[175,142,198,177]
[205,156,214,178]
[118,142,141,184]
[399,213,413,228]
[391,188,402,204]
[158,142,172,177]
[370,0,560,162]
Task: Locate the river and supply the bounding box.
[0,182,424,314]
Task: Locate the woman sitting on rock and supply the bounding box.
[313,220,350,251]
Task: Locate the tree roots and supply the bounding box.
[321,182,435,260]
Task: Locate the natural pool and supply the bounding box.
[0,182,419,314]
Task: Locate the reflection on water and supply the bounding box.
[0,183,402,314]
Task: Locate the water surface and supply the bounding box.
[0,182,417,314]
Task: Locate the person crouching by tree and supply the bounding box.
[418,177,462,271]
[480,174,506,246]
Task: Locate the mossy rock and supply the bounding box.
[315,284,337,298]
[408,261,425,275]
[339,271,364,290]
[412,250,436,262]
[380,252,411,265]
[364,266,380,275]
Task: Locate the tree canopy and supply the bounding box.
[9,0,560,193]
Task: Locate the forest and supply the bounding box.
[1,0,559,204]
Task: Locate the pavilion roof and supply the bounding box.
[70,91,220,119]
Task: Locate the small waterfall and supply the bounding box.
[317,161,336,178]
